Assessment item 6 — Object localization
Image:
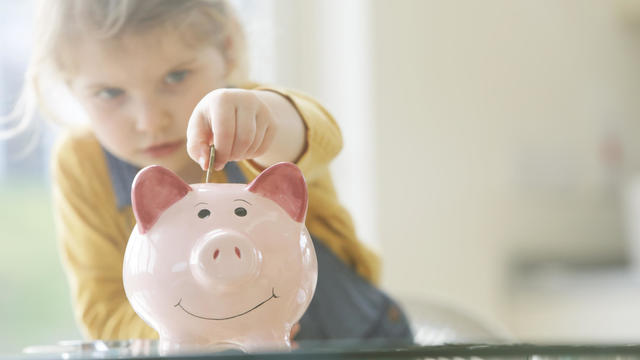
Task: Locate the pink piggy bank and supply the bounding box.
[123,162,318,353]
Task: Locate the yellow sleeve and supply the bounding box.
[51,132,158,340]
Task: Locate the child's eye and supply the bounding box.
[165,70,190,84]
[96,88,124,100]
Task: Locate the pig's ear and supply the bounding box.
[132,165,192,234]
[247,162,308,223]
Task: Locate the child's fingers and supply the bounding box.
[229,106,256,161]
[250,100,277,160]
[186,104,213,170]
[210,100,235,171]
[290,323,301,339]
[289,322,301,349]
[245,115,268,157]
[253,120,277,158]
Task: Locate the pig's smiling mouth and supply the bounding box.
[174,288,279,320]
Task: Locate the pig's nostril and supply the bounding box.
[213,249,220,260]
[235,247,241,259]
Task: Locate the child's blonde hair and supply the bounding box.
[2,0,248,137]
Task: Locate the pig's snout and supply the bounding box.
[190,229,262,290]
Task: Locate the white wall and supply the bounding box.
[371,0,640,334]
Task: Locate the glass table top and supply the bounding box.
[11,340,640,360]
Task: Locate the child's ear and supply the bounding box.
[246,162,308,223]
[132,165,192,234]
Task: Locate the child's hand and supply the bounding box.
[290,322,301,349]
[186,88,305,171]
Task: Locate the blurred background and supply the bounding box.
[3,0,640,354]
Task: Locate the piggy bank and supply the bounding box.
[123,162,318,353]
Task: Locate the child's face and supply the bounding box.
[68,27,228,173]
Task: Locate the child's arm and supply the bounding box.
[186,86,342,180]
[51,133,157,340]
[186,88,304,171]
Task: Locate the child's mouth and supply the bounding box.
[144,140,183,158]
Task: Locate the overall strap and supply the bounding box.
[102,147,140,209]
[223,161,248,184]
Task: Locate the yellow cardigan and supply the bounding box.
[52,86,381,340]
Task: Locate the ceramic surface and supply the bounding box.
[123,163,317,354]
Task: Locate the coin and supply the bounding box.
[205,145,215,183]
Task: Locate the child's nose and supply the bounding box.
[135,100,171,132]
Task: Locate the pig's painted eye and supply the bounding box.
[234,207,247,217]
[197,209,211,219]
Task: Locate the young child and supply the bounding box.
[22,0,412,343]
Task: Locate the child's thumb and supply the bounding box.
[186,110,213,170]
